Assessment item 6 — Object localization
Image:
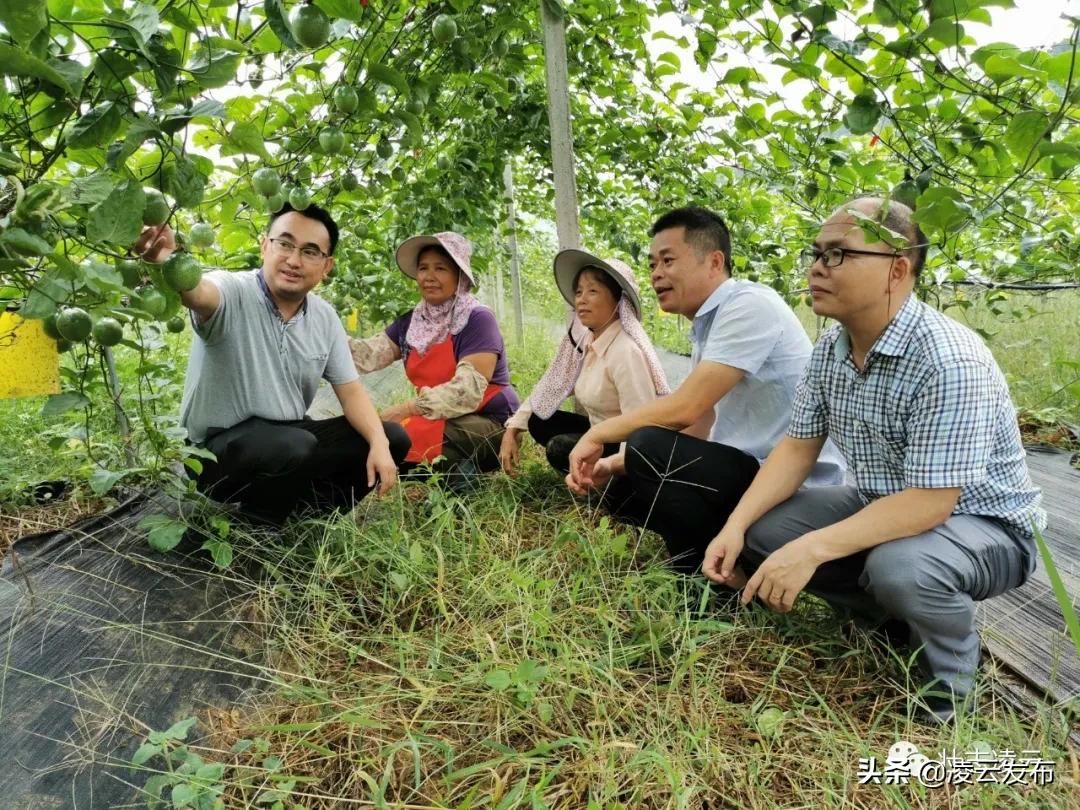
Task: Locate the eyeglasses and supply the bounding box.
[267,237,330,264]
[800,246,900,270]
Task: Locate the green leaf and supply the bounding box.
[20,272,67,319]
[92,50,138,89]
[131,741,160,767]
[1046,49,1079,85]
[720,67,762,85]
[366,63,409,95]
[201,538,234,569]
[1004,111,1048,162]
[225,122,271,160]
[108,118,160,171]
[81,260,125,294]
[754,706,787,739]
[170,783,197,808]
[922,18,964,47]
[314,0,364,22]
[1034,526,1080,656]
[188,45,243,90]
[163,155,207,208]
[0,227,53,256]
[872,0,900,25]
[195,762,226,781]
[143,774,173,799]
[87,180,145,245]
[843,94,880,135]
[89,468,130,496]
[47,58,85,95]
[0,43,76,94]
[393,109,422,138]
[982,54,1044,83]
[188,99,227,119]
[67,102,123,149]
[927,0,1008,21]
[0,1,48,45]
[696,30,717,68]
[1038,141,1080,169]
[515,659,547,683]
[972,41,1020,69]
[119,3,159,55]
[804,4,837,27]
[912,187,973,234]
[484,669,512,690]
[264,0,299,49]
[138,514,189,552]
[157,721,196,747]
[148,38,182,95]
[41,391,90,417]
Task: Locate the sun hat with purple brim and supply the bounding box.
[553,249,641,316]
[395,231,476,288]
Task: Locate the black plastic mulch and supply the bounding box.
[0,492,263,809]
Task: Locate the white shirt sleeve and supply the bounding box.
[505,400,534,431]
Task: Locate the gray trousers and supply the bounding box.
[743,486,1034,698]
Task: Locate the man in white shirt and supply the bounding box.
[568,207,843,572]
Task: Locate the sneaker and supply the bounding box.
[915,693,957,726]
[844,616,911,652]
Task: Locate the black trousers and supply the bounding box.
[195,416,411,525]
[527,410,620,474]
[619,426,760,573]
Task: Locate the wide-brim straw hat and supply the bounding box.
[395,231,475,288]
[553,249,641,316]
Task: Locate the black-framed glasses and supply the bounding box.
[800,246,901,270]
[267,237,330,264]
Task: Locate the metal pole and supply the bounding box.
[503,162,525,348]
[494,232,506,322]
[539,0,581,252]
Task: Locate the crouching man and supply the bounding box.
[137,203,409,525]
[703,197,1045,723]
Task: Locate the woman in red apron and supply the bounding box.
[347,232,520,489]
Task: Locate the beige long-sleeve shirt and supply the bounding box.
[506,320,660,431]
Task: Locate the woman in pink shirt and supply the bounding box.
[500,250,670,475]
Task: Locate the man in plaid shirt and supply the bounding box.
[702,196,1045,724]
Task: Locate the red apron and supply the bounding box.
[401,335,504,464]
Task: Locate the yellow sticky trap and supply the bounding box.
[345,308,359,334]
[0,311,60,398]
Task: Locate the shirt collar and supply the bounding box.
[587,319,623,358]
[693,277,734,321]
[691,278,735,346]
[257,269,307,322]
[833,292,921,362]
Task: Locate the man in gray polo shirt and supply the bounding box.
[137,203,409,525]
[703,197,1044,723]
[567,207,843,573]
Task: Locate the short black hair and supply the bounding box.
[574,266,623,302]
[649,207,732,274]
[847,197,928,278]
[268,202,340,255]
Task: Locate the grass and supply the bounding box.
[111,470,1077,808]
